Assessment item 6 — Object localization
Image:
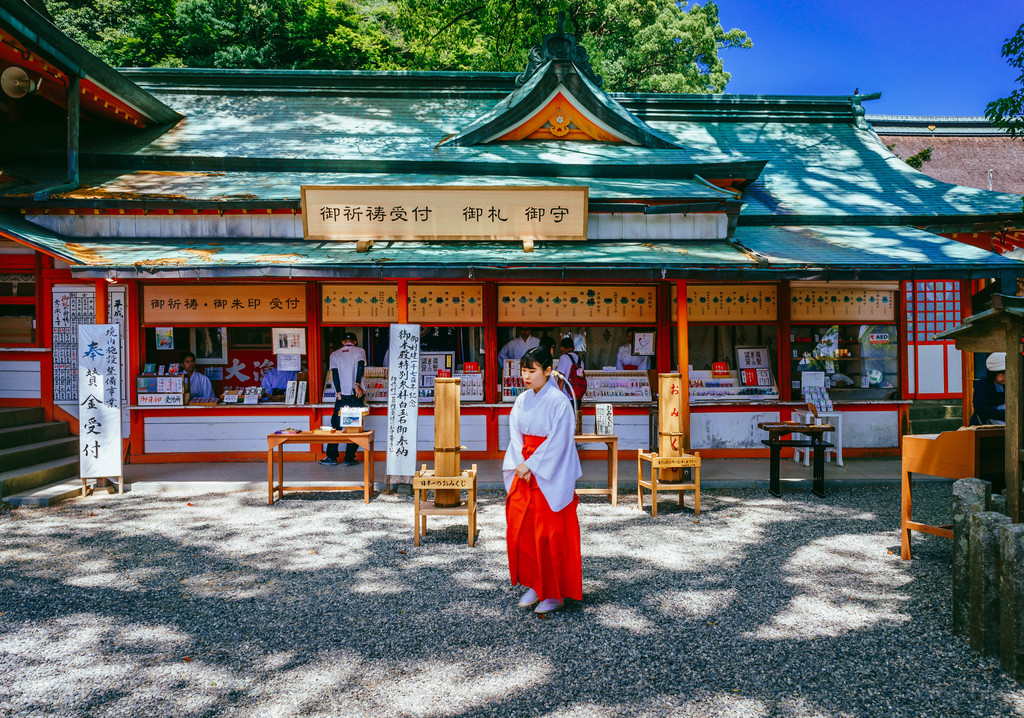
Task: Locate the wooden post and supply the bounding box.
[1005,315,1022,523]
[397,279,409,324]
[434,377,461,508]
[94,279,107,324]
[675,280,690,451]
[658,372,683,481]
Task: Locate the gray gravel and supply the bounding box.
[1,482,1022,717]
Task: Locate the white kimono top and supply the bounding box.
[615,345,650,371]
[497,335,540,366]
[502,378,582,512]
[187,370,215,400]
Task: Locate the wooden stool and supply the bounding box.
[413,464,478,547]
[637,451,701,516]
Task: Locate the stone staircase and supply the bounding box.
[908,399,964,435]
[0,407,82,507]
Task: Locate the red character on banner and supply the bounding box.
[671,408,679,417]
[670,437,679,450]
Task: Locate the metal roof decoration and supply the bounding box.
[0,1,180,127]
[437,12,690,151]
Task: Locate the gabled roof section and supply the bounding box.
[439,13,687,151]
[0,1,180,127]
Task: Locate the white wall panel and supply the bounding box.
[145,414,306,453]
[0,360,41,398]
[691,411,781,449]
[842,411,898,448]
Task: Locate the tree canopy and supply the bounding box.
[45,0,751,92]
[986,22,1024,138]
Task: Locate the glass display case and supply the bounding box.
[791,324,899,400]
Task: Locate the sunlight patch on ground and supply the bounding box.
[746,533,911,641]
[657,589,738,620]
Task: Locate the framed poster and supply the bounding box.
[633,331,655,356]
[272,327,307,354]
[736,345,774,387]
[190,327,228,365]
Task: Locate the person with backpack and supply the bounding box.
[556,337,586,434]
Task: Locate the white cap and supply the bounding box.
[986,352,1006,373]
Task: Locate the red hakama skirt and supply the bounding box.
[506,434,583,602]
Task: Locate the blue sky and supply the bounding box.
[712,0,1020,116]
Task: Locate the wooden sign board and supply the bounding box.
[301,186,587,241]
[143,284,306,325]
[497,284,657,324]
[321,284,398,324]
[408,284,484,324]
[671,284,778,322]
[790,286,895,322]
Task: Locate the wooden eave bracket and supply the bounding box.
[522,237,535,252]
[356,239,374,253]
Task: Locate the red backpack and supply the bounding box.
[566,352,587,402]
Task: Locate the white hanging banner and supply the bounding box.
[386,324,420,477]
[77,324,123,482]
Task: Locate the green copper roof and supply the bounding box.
[3,213,1018,281]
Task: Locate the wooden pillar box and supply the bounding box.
[413,377,479,546]
[638,372,701,516]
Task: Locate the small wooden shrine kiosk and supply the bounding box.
[935,294,1024,522]
[1,3,1023,475]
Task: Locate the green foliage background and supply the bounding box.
[45,0,752,92]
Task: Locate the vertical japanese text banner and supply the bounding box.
[78,324,123,479]
[386,324,420,477]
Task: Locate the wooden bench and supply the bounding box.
[413,464,479,547]
[266,429,374,505]
[637,451,701,516]
[574,433,618,505]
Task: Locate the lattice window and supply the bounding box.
[906,280,961,342]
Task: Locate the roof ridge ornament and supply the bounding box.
[515,11,603,89]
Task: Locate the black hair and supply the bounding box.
[179,351,196,362]
[559,337,574,350]
[539,335,556,349]
[520,346,553,371]
[343,332,358,343]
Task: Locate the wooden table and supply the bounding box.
[266,429,374,505]
[758,422,834,498]
[575,433,618,505]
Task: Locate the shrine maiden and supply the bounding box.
[503,346,583,615]
[615,329,650,371]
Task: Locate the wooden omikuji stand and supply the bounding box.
[413,377,478,546]
[638,372,701,516]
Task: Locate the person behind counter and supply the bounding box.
[261,366,298,398]
[320,332,365,467]
[970,352,1006,426]
[503,346,583,616]
[555,337,584,432]
[615,329,650,371]
[497,327,539,368]
[180,351,215,401]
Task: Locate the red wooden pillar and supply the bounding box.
[675,279,690,451]
[397,279,409,324]
[37,256,54,422]
[778,281,792,401]
[483,282,499,454]
[94,279,107,324]
[306,280,322,433]
[127,280,144,458]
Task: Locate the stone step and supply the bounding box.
[910,418,965,435]
[0,436,79,473]
[4,478,83,508]
[0,455,80,498]
[0,406,45,429]
[909,403,963,421]
[0,421,70,448]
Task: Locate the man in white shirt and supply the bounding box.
[498,328,539,371]
[615,329,650,371]
[555,337,583,434]
[321,332,366,466]
[180,352,215,401]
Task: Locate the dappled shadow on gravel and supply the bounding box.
[0,483,1021,717]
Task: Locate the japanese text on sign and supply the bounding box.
[386,324,421,477]
[142,285,306,324]
[78,324,122,479]
[302,186,587,241]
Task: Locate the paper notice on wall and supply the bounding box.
[278,353,302,371]
[77,324,122,479]
[386,324,421,477]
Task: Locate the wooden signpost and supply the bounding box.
[638,372,701,516]
[413,377,479,546]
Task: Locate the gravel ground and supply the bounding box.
[1,482,1022,718]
